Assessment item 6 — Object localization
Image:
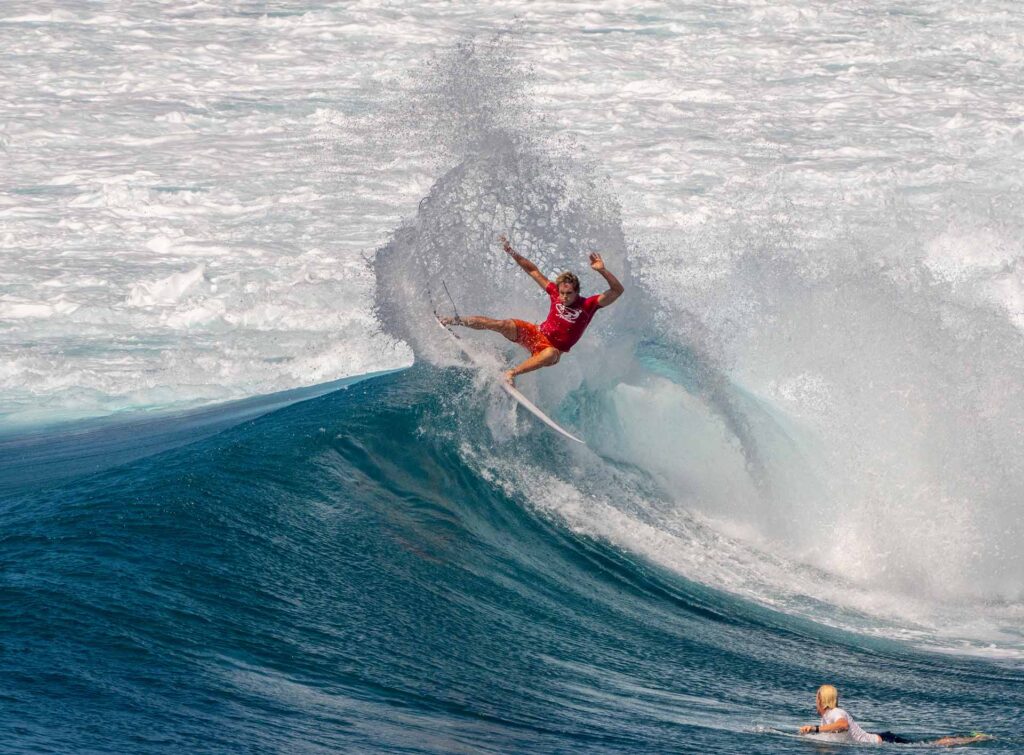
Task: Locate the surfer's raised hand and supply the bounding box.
[499,234,515,256]
[503,369,516,386]
[592,253,625,307]
[503,236,552,291]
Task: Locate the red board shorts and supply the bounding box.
[511,319,555,356]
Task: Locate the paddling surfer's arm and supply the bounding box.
[501,235,550,291]
[799,717,849,735]
[589,253,624,307]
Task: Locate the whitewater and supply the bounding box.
[2,1,1023,752]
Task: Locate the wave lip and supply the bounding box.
[0,369,400,496]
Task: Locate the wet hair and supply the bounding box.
[554,271,580,292]
[817,685,839,711]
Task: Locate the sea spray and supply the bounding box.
[371,33,1024,652]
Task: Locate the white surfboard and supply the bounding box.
[435,317,585,444]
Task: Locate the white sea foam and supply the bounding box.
[4,0,1023,423]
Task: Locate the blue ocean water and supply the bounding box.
[2,367,1021,753]
[5,2,1024,751]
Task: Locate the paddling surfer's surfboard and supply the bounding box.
[435,317,585,445]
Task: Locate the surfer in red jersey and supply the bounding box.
[440,234,624,386]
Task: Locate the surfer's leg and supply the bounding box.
[876,732,911,744]
[443,316,519,342]
[931,734,992,746]
[506,347,561,385]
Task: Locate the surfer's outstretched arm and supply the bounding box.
[590,253,624,307]
[501,235,550,291]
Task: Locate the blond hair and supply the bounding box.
[817,684,839,711]
[554,271,580,292]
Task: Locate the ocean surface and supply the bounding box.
[2,1,1023,752]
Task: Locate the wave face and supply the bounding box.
[3,369,1022,753]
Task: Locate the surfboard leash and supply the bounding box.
[426,281,439,318]
[440,279,462,325]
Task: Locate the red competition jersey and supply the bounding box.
[539,282,602,352]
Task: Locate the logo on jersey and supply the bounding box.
[555,302,582,322]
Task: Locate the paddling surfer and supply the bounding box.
[798,684,991,747]
[440,235,624,385]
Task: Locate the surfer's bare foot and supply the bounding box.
[503,369,516,386]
